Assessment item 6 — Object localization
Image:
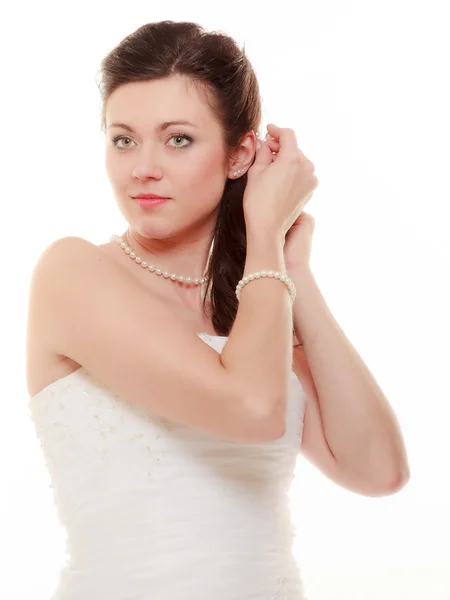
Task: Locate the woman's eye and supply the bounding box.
[112,136,135,149]
[167,134,193,149]
[112,134,193,150]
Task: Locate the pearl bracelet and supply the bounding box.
[235,271,297,302]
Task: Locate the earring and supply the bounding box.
[233,168,245,177]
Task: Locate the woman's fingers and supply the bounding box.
[265,125,308,160]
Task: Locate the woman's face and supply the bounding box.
[104,75,235,242]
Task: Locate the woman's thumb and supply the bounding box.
[252,139,272,167]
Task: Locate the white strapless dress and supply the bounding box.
[28,333,308,599]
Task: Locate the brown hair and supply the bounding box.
[97,20,302,349]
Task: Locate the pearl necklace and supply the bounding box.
[110,233,209,286]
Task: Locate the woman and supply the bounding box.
[26,19,391,600]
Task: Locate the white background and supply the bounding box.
[1,1,449,598]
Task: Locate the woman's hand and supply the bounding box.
[242,124,318,244]
[263,123,318,270]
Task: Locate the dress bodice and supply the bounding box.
[28,333,308,599]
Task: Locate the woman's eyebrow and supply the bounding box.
[106,120,199,133]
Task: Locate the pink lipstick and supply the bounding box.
[136,198,169,208]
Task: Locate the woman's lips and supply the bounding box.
[135,198,169,208]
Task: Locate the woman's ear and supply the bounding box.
[227,130,259,178]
